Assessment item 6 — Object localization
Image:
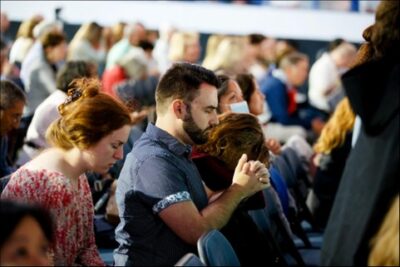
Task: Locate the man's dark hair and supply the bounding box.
[248,34,266,45]
[156,63,219,114]
[0,80,26,110]
[56,61,93,93]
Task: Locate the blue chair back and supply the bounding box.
[197,229,240,266]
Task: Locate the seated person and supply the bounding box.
[193,112,288,266]
[0,80,26,177]
[114,63,270,266]
[308,40,356,114]
[19,60,95,163]
[102,50,148,98]
[215,74,246,114]
[235,72,314,179]
[260,52,326,136]
[22,31,67,116]
[2,78,132,266]
[236,72,306,144]
[216,74,283,155]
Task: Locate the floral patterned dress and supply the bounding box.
[1,167,105,266]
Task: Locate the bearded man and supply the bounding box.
[114,63,270,266]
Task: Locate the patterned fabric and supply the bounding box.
[152,191,191,214]
[1,168,105,266]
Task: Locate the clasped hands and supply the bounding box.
[232,154,271,196]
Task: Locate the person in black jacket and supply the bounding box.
[321,1,400,266]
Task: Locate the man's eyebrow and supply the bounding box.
[204,105,218,110]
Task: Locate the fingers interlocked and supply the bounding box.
[248,160,270,185]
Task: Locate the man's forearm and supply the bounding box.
[200,184,247,230]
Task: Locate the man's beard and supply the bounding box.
[183,113,211,145]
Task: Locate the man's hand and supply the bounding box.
[231,154,270,198]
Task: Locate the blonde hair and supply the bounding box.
[111,22,126,44]
[314,98,355,154]
[168,31,199,62]
[69,22,102,46]
[369,195,399,266]
[206,36,247,75]
[202,34,225,69]
[16,16,43,39]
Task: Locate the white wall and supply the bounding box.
[2,0,374,42]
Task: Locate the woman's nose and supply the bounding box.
[114,146,124,160]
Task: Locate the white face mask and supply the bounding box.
[230,101,250,113]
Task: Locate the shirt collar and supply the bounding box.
[272,69,294,88]
[145,123,192,159]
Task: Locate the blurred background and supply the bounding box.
[2,0,376,62]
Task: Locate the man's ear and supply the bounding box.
[172,99,186,119]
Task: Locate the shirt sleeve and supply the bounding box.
[136,155,192,214]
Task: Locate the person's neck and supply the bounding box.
[155,116,189,145]
[61,148,88,181]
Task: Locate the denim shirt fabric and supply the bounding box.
[114,123,209,266]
